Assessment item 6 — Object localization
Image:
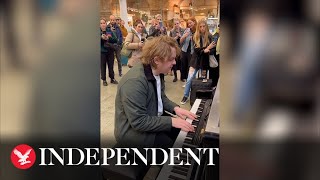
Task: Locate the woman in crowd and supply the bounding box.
[135,19,148,35]
[124,20,148,68]
[180,19,216,104]
[169,18,185,82]
[100,18,118,86]
[148,14,167,37]
[209,25,220,87]
[179,17,197,82]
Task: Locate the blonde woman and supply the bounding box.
[148,14,167,37]
[180,19,216,104]
[124,20,148,68]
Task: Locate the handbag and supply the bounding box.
[120,45,133,57]
[209,54,218,68]
[104,42,118,51]
[120,32,135,57]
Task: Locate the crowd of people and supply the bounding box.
[100,14,220,105]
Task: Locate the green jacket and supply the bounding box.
[100,27,118,53]
[114,63,178,147]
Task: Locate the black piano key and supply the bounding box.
[192,119,199,122]
[182,143,197,149]
[187,132,194,138]
[186,134,193,139]
[184,138,192,144]
[168,175,185,180]
[172,166,188,174]
[173,165,189,172]
[172,160,191,166]
[171,168,188,177]
[186,135,193,139]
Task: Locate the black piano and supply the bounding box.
[102,84,220,180]
[156,83,220,180]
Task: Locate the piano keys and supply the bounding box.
[156,82,220,180]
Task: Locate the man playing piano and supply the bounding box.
[114,36,197,151]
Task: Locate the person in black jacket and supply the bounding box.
[100,18,118,86]
[107,15,123,77]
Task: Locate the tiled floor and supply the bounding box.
[100,64,191,148]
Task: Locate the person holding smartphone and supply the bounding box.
[100,18,118,86]
[148,14,167,38]
[124,20,147,68]
[180,19,216,104]
[169,18,185,82]
[179,17,197,83]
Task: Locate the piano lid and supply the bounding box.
[206,80,220,134]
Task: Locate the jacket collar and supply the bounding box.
[131,28,146,37]
[107,23,119,29]
[143,64,156,81]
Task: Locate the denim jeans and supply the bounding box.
[183,68,198,97]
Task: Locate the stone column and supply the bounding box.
[119,0,129,30]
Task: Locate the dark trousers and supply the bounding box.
[172,56,181,79]
[101,51,115,81]
[114,46,122,73]
[180,51,192,80]
[209,54,220,87]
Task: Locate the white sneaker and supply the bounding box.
[180,96,188,105]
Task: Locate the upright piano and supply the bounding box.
[102,84,220,180]
[156,83,220,180]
